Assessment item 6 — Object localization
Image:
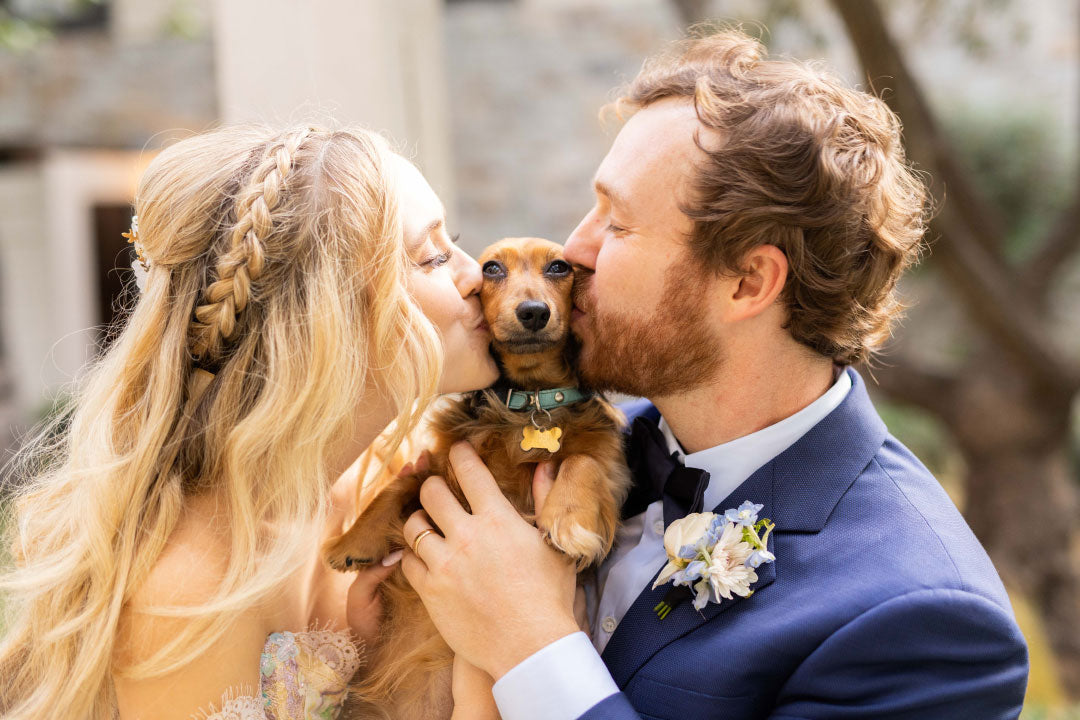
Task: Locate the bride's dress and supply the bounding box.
[198,419,431,719]
[196,628,364,720]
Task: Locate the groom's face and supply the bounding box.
[565,98,723,398]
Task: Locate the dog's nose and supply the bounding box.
[515,301,551,332]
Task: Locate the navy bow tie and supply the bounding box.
[624,416,711,528]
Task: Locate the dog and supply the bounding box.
[323,237,631,720]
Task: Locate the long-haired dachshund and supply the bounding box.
[323,237,631,720]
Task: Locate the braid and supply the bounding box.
[189,128,313,362]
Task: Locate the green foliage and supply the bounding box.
[1021,704,1080,720]
[0,8,52,52]
[942,107,1075,261]
[874,397,960,481]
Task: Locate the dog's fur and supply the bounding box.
[323,237,631,720]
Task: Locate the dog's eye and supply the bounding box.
[482,261,506,278]
[545,260,571,276]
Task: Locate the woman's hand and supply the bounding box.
[450,654,500,720]
[345,554,400,650]
[325,454,404,650]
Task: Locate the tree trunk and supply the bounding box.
[875,346,1080,694]
[829,0,1080,695]
[963,441,1080,690]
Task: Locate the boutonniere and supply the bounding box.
[652,501,775,618]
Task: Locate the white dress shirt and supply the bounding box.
[492,369,853,720]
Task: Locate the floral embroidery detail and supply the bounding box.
[197,628,365,720]
[652,503,776,616]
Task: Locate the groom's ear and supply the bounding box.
[719,244,788,323]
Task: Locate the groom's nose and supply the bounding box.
[565,210,600,270]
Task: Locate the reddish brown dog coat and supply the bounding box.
[324,237,630,720]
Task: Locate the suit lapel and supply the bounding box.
[601,462,778,689]
[601,368,887,689]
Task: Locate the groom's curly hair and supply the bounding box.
[610,27,930,365]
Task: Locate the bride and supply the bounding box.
[0,124,507,719]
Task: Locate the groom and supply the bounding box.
[399,29,1028,718]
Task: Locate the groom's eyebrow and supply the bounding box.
[594,179,629,211]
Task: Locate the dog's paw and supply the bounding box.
[322,526,392,572]
[538,513,608,571]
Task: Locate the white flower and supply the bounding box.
[131,257,148,293]
[698,521,757,604]
[653,505,774,612]
[653,512,717,589]
[662,511,716,559]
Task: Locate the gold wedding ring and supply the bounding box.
[411,528,437,556]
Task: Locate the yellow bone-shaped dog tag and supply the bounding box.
[521,426,563,453]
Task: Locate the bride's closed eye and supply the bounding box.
[418,249,453,269]
[416,233,462,270]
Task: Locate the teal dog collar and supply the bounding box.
[505,386,590,411]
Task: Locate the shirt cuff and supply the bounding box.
[491,631,620,720]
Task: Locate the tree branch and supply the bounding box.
[830,0,1009,265]
[669,0,710,27]
[861,353,960,421]
[831,0,1078,393]
[1023,194,1080,292]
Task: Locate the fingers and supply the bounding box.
[402,508,446,566]
[397,449,432,479]
[400,547,427,594]
[448,442,512,514]
[419,475,470,535]
[350,555,399,596]
[532,460,557,517]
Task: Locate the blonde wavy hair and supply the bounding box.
[0,123,443,719]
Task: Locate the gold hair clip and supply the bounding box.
[123,214,150,293]
[123,214,149,272]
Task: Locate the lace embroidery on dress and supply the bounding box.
[193,627,365,720]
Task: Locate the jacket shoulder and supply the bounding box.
[836,434,1013,614]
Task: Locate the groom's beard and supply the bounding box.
[572,265,722,398]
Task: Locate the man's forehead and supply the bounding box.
[595,99,705,205]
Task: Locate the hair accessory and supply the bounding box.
[123,214,150,292]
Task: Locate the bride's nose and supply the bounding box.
[454,249,483,298]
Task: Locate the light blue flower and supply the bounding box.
[677,543,699,560]
[692,578,712,611]
[672,560,707,586]
[725,500,764,527]
[701,514,725,548]
[745,548,776,569]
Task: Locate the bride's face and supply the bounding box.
[392,155,499,394]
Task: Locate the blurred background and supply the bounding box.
[0,0,1077,714]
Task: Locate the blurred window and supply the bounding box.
[1,0,107,32]
[92,203,136,347]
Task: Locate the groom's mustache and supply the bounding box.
[571,265,596,314]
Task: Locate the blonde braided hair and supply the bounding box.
[190,127,313,364]
[0,123,443,719]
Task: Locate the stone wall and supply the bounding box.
[443,0,685,255]
[0,33,216,150]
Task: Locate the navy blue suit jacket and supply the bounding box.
[581,368,1028,720]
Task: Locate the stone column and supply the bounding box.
[211,0,455,212]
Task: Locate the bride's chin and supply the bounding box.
[436,346,499,395]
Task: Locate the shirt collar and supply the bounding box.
[657,366,853,513]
